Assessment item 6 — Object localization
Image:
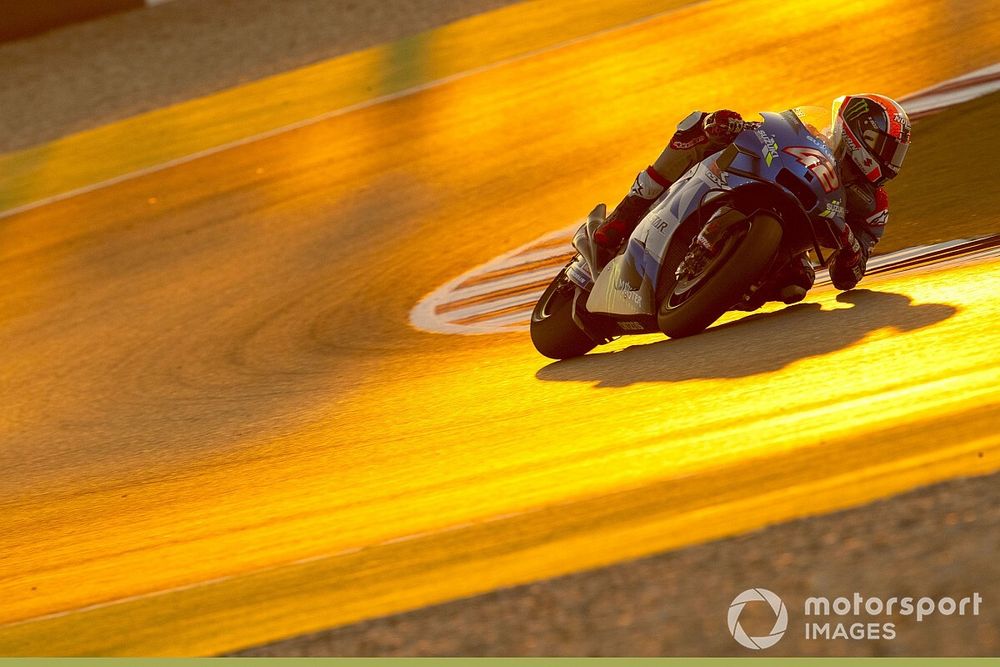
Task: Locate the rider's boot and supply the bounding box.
[593,167,672,250]
[733,254,815,312]
[775,255,816,304]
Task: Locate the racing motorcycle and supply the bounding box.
[530,106,851,360]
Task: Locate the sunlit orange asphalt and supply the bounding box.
[0,0,998,656]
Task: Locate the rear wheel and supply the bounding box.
[657,213,782,338]
[530,271,597,359]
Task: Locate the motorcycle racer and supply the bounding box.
[593,95,912,300]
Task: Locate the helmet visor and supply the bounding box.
[886,136,908,172]
[868,130,909,177]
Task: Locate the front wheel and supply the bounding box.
[530,270,597,360]
[657,213,782,338]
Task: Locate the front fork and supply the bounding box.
[675,207,750,281]
[676,207,813,310]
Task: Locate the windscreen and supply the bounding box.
[789,106,834,149]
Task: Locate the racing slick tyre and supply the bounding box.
[530,269,597,360]
[657,213,782,338]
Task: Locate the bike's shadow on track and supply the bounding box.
[534,290,957,387]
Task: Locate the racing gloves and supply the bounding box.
[703,109,745,143]
[828,225,869,290]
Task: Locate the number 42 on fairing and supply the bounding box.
[783,146,840,193]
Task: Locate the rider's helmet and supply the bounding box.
[831,94,911,186]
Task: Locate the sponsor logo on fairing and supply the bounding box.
[755,128,780,166]
[706,161,729,188]
[615,278,644,305]
[806,133,834,155]
[820,199,845,218]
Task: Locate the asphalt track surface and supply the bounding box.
[0,0,998,656]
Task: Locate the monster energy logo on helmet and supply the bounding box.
[843,97,870,122]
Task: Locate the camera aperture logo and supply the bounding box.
[727,589,984,649]
[728,588,788,649]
